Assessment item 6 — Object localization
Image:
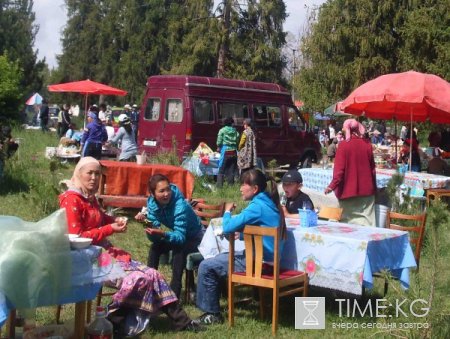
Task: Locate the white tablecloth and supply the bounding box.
[300,168,450,193]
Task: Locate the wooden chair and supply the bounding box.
[184,199,225,303]
[378,211,427,295]
[387,211,427,267]
[426,188,450,206]
[318,206,343,221]
[228,225,308,336]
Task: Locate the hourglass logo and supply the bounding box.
[295,297,325,329]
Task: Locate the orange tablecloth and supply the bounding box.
[99,160,195,199]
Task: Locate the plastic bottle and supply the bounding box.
[86,306,113,339]
[280,192,287,206]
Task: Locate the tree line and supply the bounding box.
[296,0,450,112]
[1,0,449,123]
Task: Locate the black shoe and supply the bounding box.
[194,312,224,325]
[183,320,207,332]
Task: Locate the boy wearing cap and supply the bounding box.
[281,170,314,218]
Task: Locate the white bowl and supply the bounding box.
[67,234,79,241]
[70,237,92,250]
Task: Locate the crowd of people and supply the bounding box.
[315,118,450,176]
[4,104,450,336]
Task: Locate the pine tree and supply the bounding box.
[297,0,414,111]
[0,0,43,112]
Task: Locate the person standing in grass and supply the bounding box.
[216,117,239,187]
[39,99,49,132]
[237,118,257,174]
[60,104,71,137]
[324,118,376,226]
[194,169,284,325]
[107,114,138,162]
[80,111,108,160]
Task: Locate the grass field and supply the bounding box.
[1,127,450,338]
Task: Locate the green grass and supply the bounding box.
[1,127,450,338]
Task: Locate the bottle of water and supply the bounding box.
[280,192,287,206]
[86,306,113,339]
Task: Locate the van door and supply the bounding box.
[160,91,186,154]
[251,104,288,162]
[139,96,162,153]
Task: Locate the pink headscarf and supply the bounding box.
[342,119,365,141]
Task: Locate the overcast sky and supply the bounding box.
[33,0,326,69]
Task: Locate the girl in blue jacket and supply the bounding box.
[194,169,285,325]
[139,174,203,298]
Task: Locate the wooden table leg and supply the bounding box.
[74,301,86,339]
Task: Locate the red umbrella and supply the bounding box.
[341,70,450,123]
[341,70,450,170]
[48,79,127,126]
[48,79,127,96]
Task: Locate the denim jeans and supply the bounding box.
[218,152,237,185]
[196,251,246,314]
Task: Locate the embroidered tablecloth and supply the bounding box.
[199,218,416,295]
[300,168,450,192]
[283,220,416,295]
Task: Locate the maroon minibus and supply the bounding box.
[137,75,321,167]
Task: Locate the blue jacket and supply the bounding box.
[146,184,202,245]
[222,192,283,262]
[81,121,107,145]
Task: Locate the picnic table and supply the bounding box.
[0,246,124,338]
[299,168,450,193]
[199,217,416,296]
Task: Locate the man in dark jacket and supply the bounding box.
[39,99,50,132]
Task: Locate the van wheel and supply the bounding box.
[301,156,313,168]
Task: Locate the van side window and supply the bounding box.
[253,105,281,127]
[193,100,213,123]
[165,99,183,122]
[218,102,248,126]
[288,107,305,130]
[144,98,160,121]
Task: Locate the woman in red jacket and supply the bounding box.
[324,119,376,226]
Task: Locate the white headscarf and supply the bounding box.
[68,156,101,199]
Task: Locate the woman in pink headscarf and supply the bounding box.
[324,119,376,226]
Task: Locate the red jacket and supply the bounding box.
[328,137,376,200]
[59,190,115,244]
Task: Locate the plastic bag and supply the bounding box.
[0,209,72,309]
